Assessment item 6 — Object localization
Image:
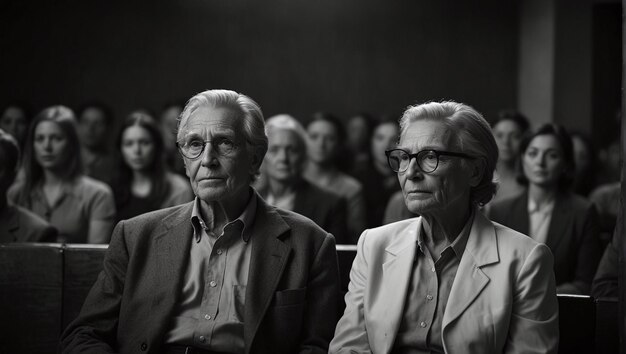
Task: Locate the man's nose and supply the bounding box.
[200,142,218,167]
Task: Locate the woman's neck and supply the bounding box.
[528,183,557,206]
[305,161,336,185]
[268,177,296,198]
[42,168,65,187]
[131,170,152,197]
[421,206,472,258]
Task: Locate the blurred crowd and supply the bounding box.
[0,100,621,296]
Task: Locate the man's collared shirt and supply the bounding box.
[392,208,475,354]
[528,197,555,245]
[164,192,257,353]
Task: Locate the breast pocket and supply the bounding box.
[273,287,307,307]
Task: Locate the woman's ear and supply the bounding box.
[468,158,486,187]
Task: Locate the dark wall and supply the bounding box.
[0,0,519,124]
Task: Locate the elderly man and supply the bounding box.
[258,114,348,244]
[61,89,341,354]
[330,101,558,353]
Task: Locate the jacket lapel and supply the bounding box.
[151,203,194,331]
[442,212,499,330]
[244,196,291,352]
[378,219,419,354]
[544,193,570,252]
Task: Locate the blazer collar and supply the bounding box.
[377,218,420,353]
[443,210,499,330]
[544,193,571,251]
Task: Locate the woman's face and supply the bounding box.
[493,120,523,162]
[34,121,70,171]
[121,125,156,172]
[306,120,338,164]
[522,134,565,188]
[371,122,398,167]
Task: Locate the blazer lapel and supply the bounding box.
[378,219,419,354]
[544,194,571,252]
[443,212,499,330]
[244,196,291,351]
[151,203,194,329]
[510,192,530,235]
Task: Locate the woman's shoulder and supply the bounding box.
[333,172,363,195]
[74,175,114,196]
[165,172,191,189]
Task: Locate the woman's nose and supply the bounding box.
[404,157,424,179]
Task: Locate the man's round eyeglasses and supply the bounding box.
[385,148,475,174]
[176,138,237,160]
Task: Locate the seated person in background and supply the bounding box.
[331,101,558,354]
[77,102,116,186]
[8,106,116,244]
[490,124,602,294]
[303,112,366,243]
[258,114,349,243]
[160,101,187,176]
[488,110,530,207]
[592,206,621,299]
[345,113,375,172]
[589,180,620,248]
[383,189,416,224]
[570,131,597,197]
[112,111,193,222]
[61,89,340,354]
[353,116,401,228]
[0,102,30,150]
[0,129,56,242]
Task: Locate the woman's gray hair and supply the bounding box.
[265,114,308,151]
[399,101,499,206]
[178,89,268,180]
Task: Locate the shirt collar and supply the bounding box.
[528,196,555,214]
[190,188,258,243]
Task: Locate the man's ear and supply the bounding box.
[468,158,485,187]
[249,147,266,174]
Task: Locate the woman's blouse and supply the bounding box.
[9,175,116,244]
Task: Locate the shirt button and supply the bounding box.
[204,314,211,320]
[431,267,436,272]
[426,294,433,301]
[199,335,206,343]
[217,249,223,255]
[209,280,217,287]
[420,321,427,328]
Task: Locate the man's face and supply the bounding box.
[397,119,473,217]
[178,106,259,205]
[79,108,108,149]
[265,129,305,183]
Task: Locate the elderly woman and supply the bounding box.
[330,101,558,354]
[258,114,348,243]
[490,124,602,295]
[9,106,116,243]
